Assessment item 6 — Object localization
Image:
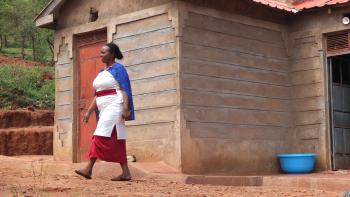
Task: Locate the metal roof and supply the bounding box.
[252,0,350,12]
[35,0,350,28]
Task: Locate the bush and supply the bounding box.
[0,65,54,109]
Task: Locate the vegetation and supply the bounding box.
[0,0,53,64]
[0,1,55,110]
[0,65,54,110]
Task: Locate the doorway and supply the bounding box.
[76,30,107,162]
[329,54,350,170]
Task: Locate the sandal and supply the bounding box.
[75,170,92,179]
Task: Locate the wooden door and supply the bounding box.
[77,31,106,162]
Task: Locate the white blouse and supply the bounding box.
[93,70,123,103]
[92,69,126,138]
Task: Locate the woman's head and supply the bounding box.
[100,42,123,63]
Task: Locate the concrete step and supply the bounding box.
[263,173,350,192]
[185,175,263,186]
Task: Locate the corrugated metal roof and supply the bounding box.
[252,0,350,12]
[293,0,350,10]
[252,0,297,12]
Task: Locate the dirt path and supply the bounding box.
[0,159,342,197]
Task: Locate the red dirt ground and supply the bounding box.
[0,160,342,197]
[0,110,54,129]
[0,55,47,67]
[0,156,344,197]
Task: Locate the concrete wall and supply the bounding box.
[178,2,291,174]
[53,2,181,166]
[51,0,350,174]
[114,13,180,167]
[57,0,172,29]
[288,6,350,170]
[181,0,289,24]
[54,41,74,161]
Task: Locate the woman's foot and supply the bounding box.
[74,169,92,179]
[111,174,132,181]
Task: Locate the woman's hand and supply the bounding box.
[83,111,91,123]
[122,108,131,120]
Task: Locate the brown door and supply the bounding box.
[77,30,107,162]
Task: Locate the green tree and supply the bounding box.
[0,0,53,63]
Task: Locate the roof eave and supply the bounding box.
[34,0,65,29]
[35,14,55,29]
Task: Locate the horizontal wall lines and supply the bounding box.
[132,89,177,97]
[293,55,320,61]
[121,40,175,53]
[133,89,176,97]
[290,67,321,74]
[183,89,289,101]
[125,57,176,68]
[182,57,287,74]
[293,109,324,113]
[55,62,71,67]
[185,25,285,47]
[183,104,289,113]
[133,105,178,113]
[291,81,322,86]
[185,120,290,129]
[135,104,178,111]
[295,123,322,127]
[127,56,176,67]
[56,117,72,121]
[131,73,176,82]
[183,41,288,62]
[55,103,71,107]
[182,73,290,88]
[114,26,173,40]
[183,44,289,73]
[55,76,71,80]
[183,88,290,101]
[126,120,175,127]
[56,89,72,93]
[182,57,288,75]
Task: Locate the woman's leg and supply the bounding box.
[120,162,131,178]
[75,157,97,179]
[111,162,131,181]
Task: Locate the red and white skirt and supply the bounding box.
[87,126,127,163]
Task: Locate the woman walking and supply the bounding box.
[75,42,134,181]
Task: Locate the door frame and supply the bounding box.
[325,45,350,170]
[72,28,107,163]
[327,52,350,170]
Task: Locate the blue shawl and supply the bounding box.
[95,63,135,121]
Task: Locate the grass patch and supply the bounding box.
[0,65,54,110]
[0,47,33,59]
[0,47,52,63]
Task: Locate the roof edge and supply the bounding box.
[34,0,65,24]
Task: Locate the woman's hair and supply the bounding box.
[105,42,123,60]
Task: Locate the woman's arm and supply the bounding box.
[121,90,130,120]
[83,96,97,123]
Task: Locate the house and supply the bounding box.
[35,0,350,175]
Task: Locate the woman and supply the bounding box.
[75,42,135,181]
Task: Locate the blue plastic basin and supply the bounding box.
[276,153,317,174]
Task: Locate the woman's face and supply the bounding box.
[100,46,114,63]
